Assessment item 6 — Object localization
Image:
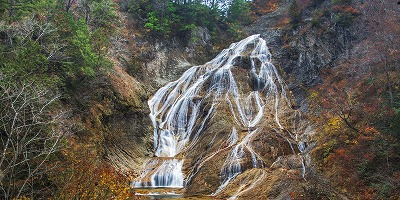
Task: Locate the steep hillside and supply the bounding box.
[0,0,399,199]
[243,0,400,198]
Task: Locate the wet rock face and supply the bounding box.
[136,28,214,93]
[188,26,212,48]
[141,43,193,90]
[279,26,354,113]
[216,167,340,200]
[125,0,354,195]
[282,27,352,87]
[133,35,316,197]
[245,1,354,110]
[248,27,352,110]
[105,110,153,171]
[101,66,154,173]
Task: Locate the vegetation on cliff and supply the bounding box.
[307,1,400,198]
[284,0,400,198]
[0,0,137,198]
[125,0,252,40]
[0,0,399,199]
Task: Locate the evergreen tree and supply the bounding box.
[227,0,251,25]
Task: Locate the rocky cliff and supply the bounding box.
[94,0,397,199]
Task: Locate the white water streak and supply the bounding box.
[135,34,293,189]
[228,171,266,200]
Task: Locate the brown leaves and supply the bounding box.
[332,5,359,15]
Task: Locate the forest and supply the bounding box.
[0,0,399,199]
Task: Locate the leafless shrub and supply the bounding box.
[0,78,67,199]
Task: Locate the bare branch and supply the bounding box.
[0,81,67,199]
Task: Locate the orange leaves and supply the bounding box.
[333,148,347,159]
[332,5,359,15]
[93,165,134,199]
[54,159,135,199]
[364,126,379,137]
[307,0,400,198]
[289,191,297,199]
[323,146,361,193]
[48,132,136,199]
[275,17,291,28]
[251,0,280,16]
[313,119,400,198]
[361,187,378,199]
[325,148,349,165]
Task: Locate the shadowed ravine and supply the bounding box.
[132,35,312,198]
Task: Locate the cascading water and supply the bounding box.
[133,34,305,195]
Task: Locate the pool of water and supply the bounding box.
[133,188,220,199]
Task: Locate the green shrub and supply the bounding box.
[332,0,351,6]
[91,0,119,31]
[227,0,252,25]
[128,0,251,42]
[289,1,301,26]
[334,12,354,27]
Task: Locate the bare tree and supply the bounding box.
[65,0,77,12]
[358,0,400,106]
[0,17,68,63]
[0,78,67,199]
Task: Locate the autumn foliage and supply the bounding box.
[309,0,400,198]
[48,135,137,199]
[250,0,280,15]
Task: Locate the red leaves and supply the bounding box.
[308,0,400,198]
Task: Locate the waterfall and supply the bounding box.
[133,34,298,191]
